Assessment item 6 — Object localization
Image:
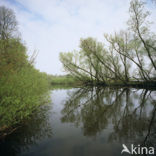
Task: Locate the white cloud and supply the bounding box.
[0,0,155,74]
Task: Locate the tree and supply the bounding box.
[60,0,156,85]
[104,32,131,82]
[0,6,18,40]
[128,0,156,71]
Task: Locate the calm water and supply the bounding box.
[0,87,156,156]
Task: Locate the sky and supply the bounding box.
[0,0,156,75]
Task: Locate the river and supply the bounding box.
[0,87,156,156]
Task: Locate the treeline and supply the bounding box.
[47,74,80,86]
[0,6,50,136]
[60,0,156,86]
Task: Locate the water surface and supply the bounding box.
[0,87,156,156]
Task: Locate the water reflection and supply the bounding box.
[0,87,155,156]
[61,87,156,146]
[0,105,53,156]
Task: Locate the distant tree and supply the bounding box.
[0,6,18,40]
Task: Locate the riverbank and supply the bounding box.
[49,75,156,89]
[0,103,50,139]
[84,81,156,89]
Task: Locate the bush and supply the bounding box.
[0,66,50,131]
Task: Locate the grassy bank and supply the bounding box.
[48,74,156,89]
[49,75,82,86]
[49,75,156,90]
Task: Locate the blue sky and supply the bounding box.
[0,0,156,75]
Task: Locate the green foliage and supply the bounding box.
[0,66,50,129]
[0,38,28,76]
[48,74,80,86]
[0,6,50,134]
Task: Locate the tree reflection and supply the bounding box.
[61,87,156,144]
[0,105,53,156]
